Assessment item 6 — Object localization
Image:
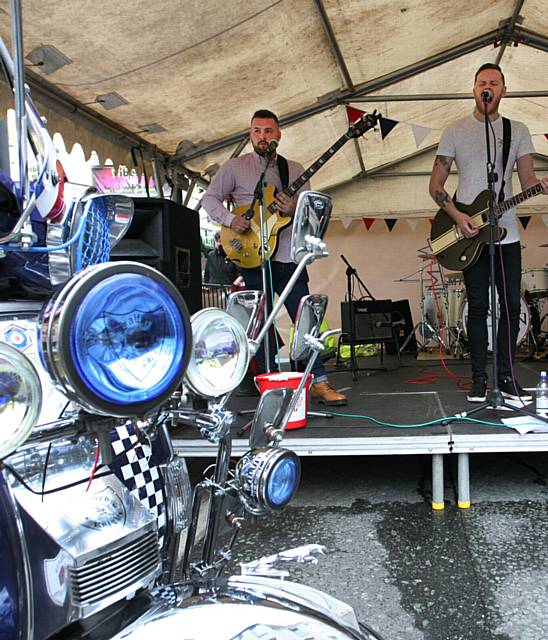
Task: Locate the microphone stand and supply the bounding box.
[256,148,274,372]
[445,93,547,425]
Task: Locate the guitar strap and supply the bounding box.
[499,116,511,203]
[276,154,289,190]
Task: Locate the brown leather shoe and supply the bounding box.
[309,381,347,406]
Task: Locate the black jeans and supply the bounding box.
[462,241,521,381]
[241,261,327,381]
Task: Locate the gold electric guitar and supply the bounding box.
[430,183,544,271]
[221,111,380,269]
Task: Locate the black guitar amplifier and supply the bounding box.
[340,299,394,341]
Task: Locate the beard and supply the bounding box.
[252,142,268,157]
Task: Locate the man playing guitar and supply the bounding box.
[429,63,548,403]
[202,109,347,406]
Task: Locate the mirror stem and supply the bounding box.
[253,252,315,348]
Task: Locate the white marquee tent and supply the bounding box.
[1,0,547,220]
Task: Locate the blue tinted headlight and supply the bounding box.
[39,262,191,416]
[236,448,300,515]
[267,456,300,507]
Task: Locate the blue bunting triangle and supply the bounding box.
[379,117,398,140]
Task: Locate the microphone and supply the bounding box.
[481,88,493,103]
[265,140,278,158]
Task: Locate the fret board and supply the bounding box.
[494,183,543,216]
[266,133,351,214]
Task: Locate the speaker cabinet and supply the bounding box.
[340,299,394,342]
[110,198,202,314]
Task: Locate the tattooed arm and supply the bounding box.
[429,154,479,238]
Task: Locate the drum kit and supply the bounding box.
[397,247,548,357]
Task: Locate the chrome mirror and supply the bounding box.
[226,290,264,339]
[249,387,293,449]
[290,294,328,362]
[290,191,332,264]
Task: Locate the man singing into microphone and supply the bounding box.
[202,109,347,405]
[429,63,548,402]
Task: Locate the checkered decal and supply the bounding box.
[108,424,167,549]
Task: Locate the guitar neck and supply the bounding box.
[495,183,544,216]
[267,131,352,213]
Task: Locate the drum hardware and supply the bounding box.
[522,267,548,299]
[397,256,454,354]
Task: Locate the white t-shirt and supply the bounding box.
[437,114,535,244]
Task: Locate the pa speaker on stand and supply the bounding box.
[110,197,202,314]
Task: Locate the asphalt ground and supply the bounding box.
[186,356,548,639]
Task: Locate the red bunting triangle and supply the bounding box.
[346,105,365,124]
[428,218,434,225]
[384,219,397,232]
[519,216,531,229]
[545,133,548,141]
[363,217,375,230]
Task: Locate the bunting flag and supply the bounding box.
[379,117,398,140]
[519,216,531,230]
[545,134,548,141]
[410,123,434,149]
[345,105,365,124]
[428,218,434,225]
[407,218,419,232]
[542,214,548,227]
[362,217,375,231]
[340,216,352,229]
[384,219,397,232]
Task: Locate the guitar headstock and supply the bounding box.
[347,110,381,139]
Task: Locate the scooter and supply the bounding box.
[0,12,385,637]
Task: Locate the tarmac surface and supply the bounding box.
[187,356,548,640]
[227,452,548,640]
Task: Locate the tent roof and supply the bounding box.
[1,0,547,217]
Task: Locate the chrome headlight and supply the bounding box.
[39,261,191,417]
[0,343,42,459]
[235,448,300,515]
[185,308,250,398]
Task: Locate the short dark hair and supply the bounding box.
[251,109,279,124]
[474,63,505,85]
[214,231,221,241]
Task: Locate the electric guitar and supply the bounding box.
[430,183,544,271]
[220,111,380,269]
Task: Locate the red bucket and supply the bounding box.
[255,372,313,430]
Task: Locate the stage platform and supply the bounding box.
[171,355,548,508]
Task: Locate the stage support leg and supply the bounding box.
[457,453,471,509]
[431,454,444,510]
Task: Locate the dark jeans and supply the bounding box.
[241,261,327,381]
[462,241,521,381]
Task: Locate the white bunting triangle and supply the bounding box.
[407,218,419,231]
[340,216,353,229]
[542,215,548,227]
[411,123,434,149]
